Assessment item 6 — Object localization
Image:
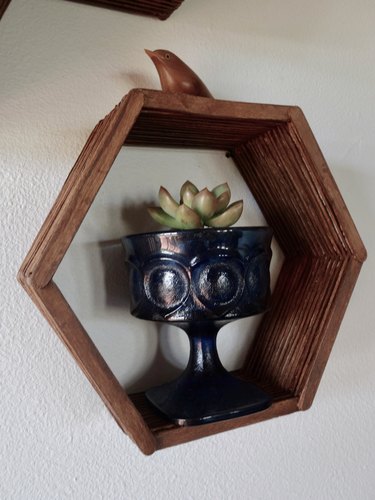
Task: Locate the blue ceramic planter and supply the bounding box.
[122,227,273,425]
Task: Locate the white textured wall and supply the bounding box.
[1,0,374,498]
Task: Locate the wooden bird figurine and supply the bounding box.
[145,49,213,98]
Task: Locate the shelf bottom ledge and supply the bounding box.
[153,395,299,450]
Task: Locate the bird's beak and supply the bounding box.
[144,49,161,63]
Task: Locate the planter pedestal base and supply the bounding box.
[147,370,271,426]
[146,321,271,426]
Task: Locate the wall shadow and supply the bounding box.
[99,201,187,392]
[121,199,161,235]
[98,200,161,309]
[99,239,129,308]
[126,324,185,394]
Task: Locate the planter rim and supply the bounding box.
[124,225,272,240]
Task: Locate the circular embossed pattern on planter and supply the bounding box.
[143,259,190,312]
[192,259,244,311]
[245,254,269,302]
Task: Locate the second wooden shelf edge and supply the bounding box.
[130,382,298,451]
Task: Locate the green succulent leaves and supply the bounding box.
[148,181,243,230]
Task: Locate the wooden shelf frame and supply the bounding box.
[18,89,366,455]
[1,0,184,22]
[65,0,184,20]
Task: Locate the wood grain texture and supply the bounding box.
[19,91,144,289]
[125,90,293,150]
[129,376,297,450]
[232,112,366,408]
[18,89,366,454]
[66,0,184,20]
[155,397,299,450]
[141,90,294,121]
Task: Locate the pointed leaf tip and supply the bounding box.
[148,207,180,229]
[215,190,231,213]
[158,186,179,217]
[180,180,199,208]
[212,182,231,199]
[192,188,217,220]
[206,200,243,228]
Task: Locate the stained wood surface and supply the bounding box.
[141,90,294,120]
[129,375,297,449]
[232,112,366,406]
[19,91,144,289]
[66,0,184,20]
[156,397,298,450]
[18,89,366,454]
[130,392,298,450]
[126,90,293,150]
[126,111,284,150]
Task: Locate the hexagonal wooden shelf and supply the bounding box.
[18,89,366,455]
[66,0,184,20]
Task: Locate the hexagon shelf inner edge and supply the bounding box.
[18,89,367,455]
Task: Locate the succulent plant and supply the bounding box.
[148,181,243,230]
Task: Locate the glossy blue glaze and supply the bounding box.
[123,227,272,322]
[122,227,273,425]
